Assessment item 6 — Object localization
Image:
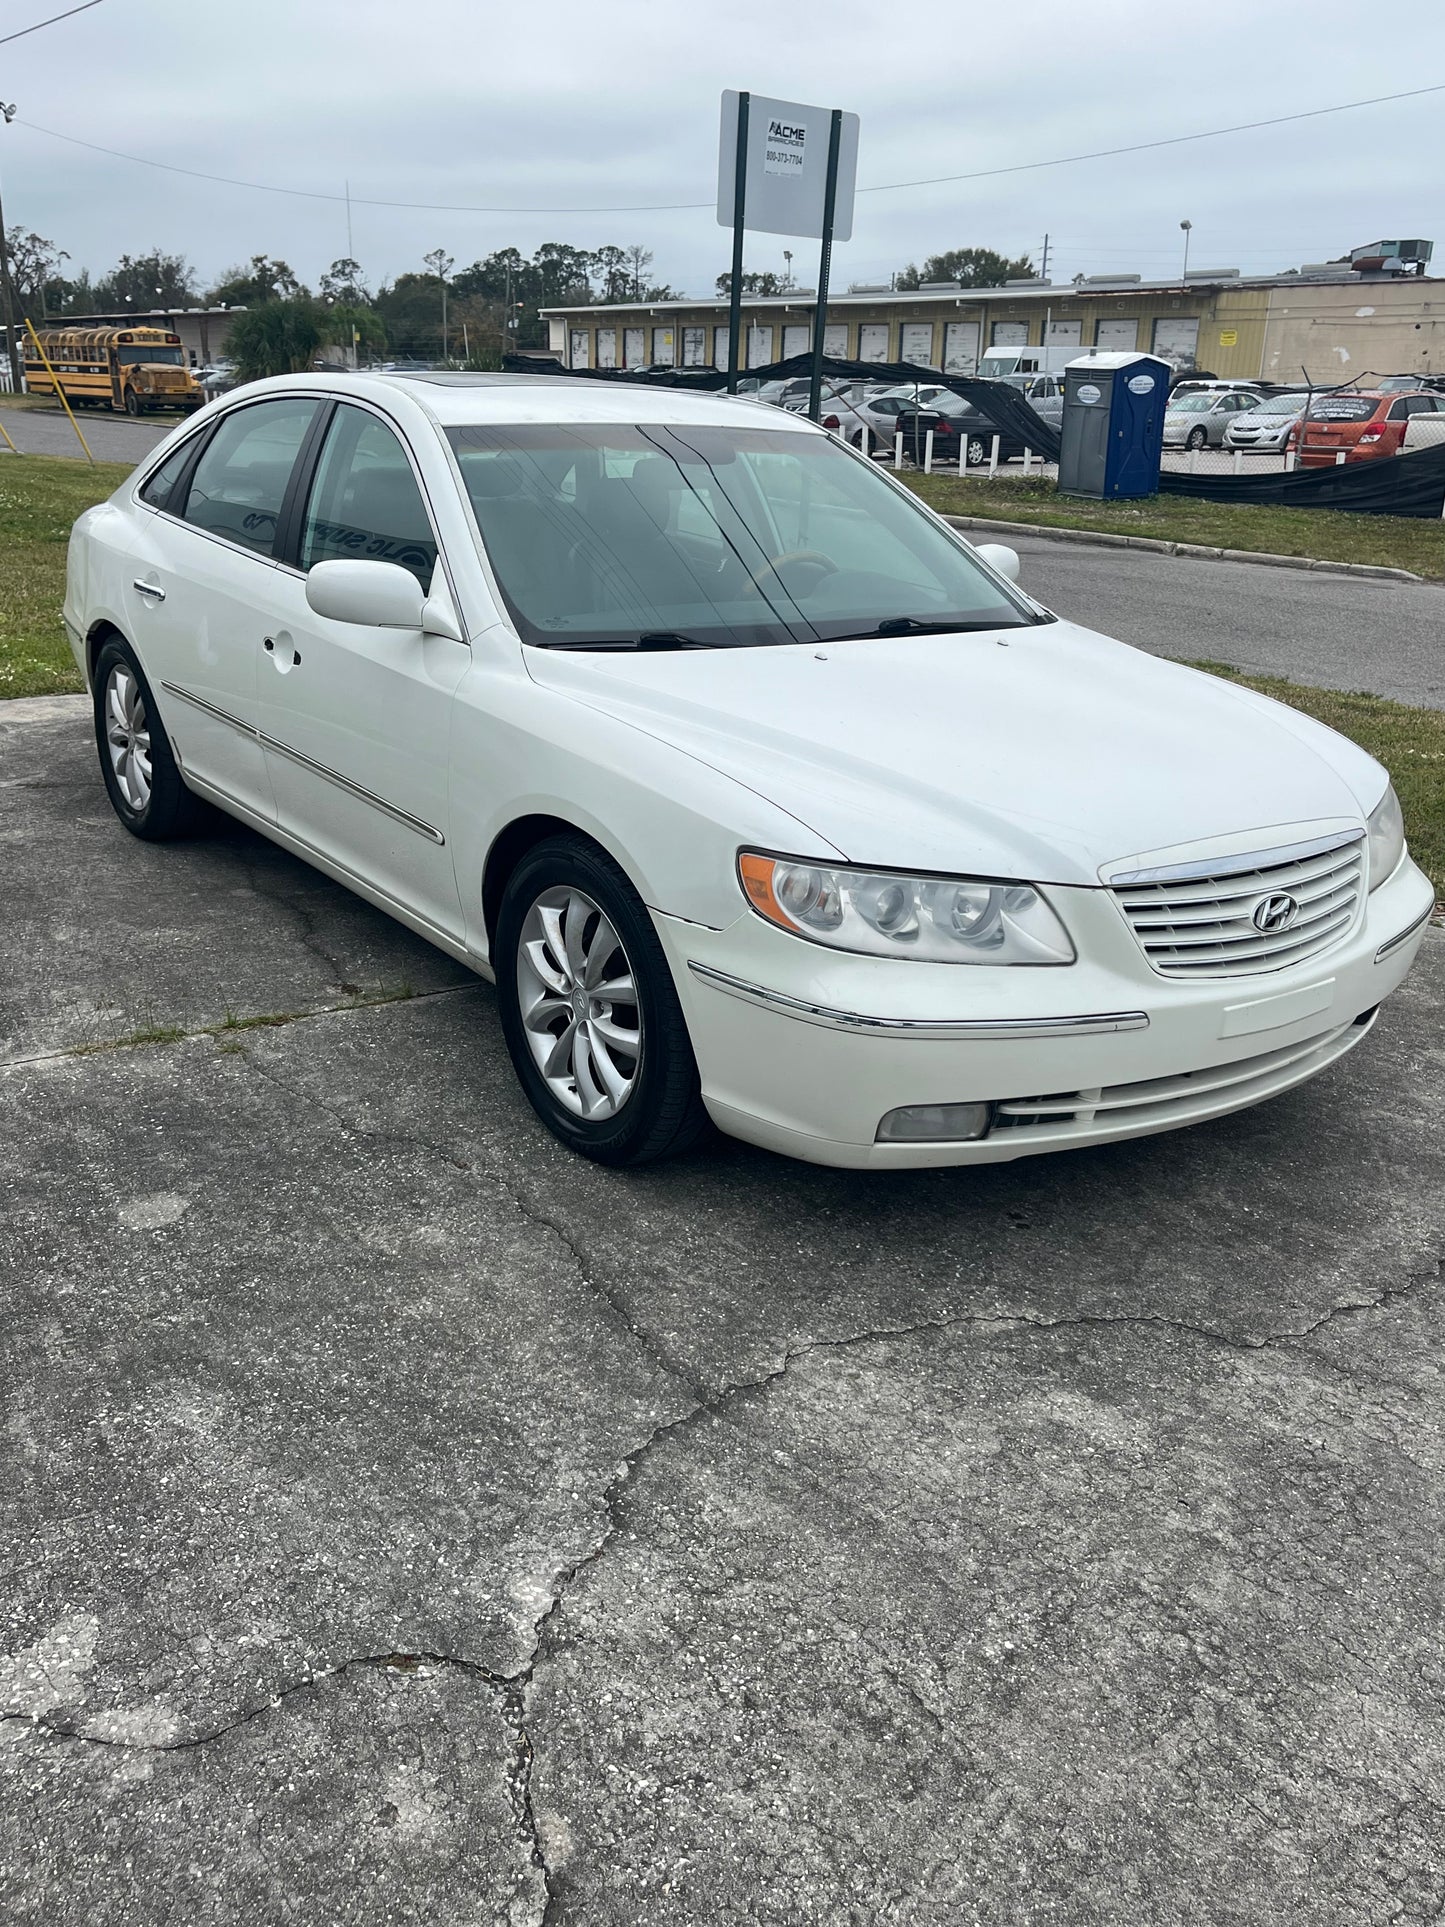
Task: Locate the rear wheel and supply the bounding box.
[1186,426,1208,451]
[124,388,141,416]
[965,436,988,467]
[495,834,709,1166]
[92,635,210,840]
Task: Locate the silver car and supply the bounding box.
[1162,389,1263,450]
[1223,393,1312,452]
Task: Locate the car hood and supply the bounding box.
[525,621,1385,884]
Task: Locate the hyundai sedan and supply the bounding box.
[65,374,1434,1168]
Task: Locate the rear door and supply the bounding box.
[254,400,467,942]
[125,395,322,822]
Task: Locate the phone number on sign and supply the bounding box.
[765,146,804,171]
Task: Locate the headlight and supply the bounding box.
[1366,785,1405,890]
[738,852,1075,964]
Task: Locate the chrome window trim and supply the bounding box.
[1375,902,1434,965]
[160,680,445,846]
[687,962,1148,1039]
[1106,829,1363,888]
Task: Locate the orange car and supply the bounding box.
[1290,390,1445,466]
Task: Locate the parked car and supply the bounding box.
[194,360,238,393]
[1289,390,1445,465]
[1375,374,1445,395]
[1169,378,1263,400]
[66,373,1431,1170]
[854,383,951,447]
[1222,392,1313,452]
[1162,389,1265,450]
[895,392,1036,467]
[782,379,883,446]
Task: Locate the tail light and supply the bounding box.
[1359,431,1383,443]
[823,414,840,431]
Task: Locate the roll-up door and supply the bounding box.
[682,326,707,366]
[943,320,979,372]
[569,330,590,368]
[901,322,934,365]
[1094,318,1138,352]
[713,326,730,370]
[747,325,774,367]
[823,323,848,357]
[1152,317,1199,368]
[782,324,810,359]
[858,323,890,361]
[991,320,1030,346]
[1045,319,1082,346]
[596,328,617,368]
[651,326,675,365]
[623,327,645,367]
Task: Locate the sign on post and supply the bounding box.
[717,91,860,418]
[717,92,859,241]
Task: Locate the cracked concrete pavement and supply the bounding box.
[3,699,1444,1924]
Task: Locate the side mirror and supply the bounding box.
[305,559,426,629]
[974,542,1021,584]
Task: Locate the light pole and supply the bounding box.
[0,103,21,394]
[423,248,454,362]
[1180,219,1193,284]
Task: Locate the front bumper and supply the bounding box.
[654,857,1436,1168]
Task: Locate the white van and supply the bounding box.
[978,345,1106,380]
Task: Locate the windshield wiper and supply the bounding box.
[822,615,1034,641]
[547,632,723,652]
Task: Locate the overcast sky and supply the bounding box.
[2,0,1442,299]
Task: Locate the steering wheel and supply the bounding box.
[748,549,840,597]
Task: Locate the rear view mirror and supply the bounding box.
[305,559,426,629]
[973,542,1021,584]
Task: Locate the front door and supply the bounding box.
[254,401,467,943]
[127,396,322,822]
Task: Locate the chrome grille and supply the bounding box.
[1110,833,1364,979]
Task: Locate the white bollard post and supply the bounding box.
[861,425,870,459]
[1233,450,1242,475]
[924,429,934,474]
[1190,447,1198,474]
[958,433,966,477]
[1022,447,1032,477]
[989,434,1000,478]
[894,429,903,469]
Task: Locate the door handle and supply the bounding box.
[133,579,166,601]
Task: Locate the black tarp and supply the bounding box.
[503,352,1061,454]
[1159,440,1445,517]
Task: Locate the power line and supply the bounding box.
[0,0,105,47]
[12,78,1445,217]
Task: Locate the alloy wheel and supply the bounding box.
[104,663,152,811]
[515,885,642,1119]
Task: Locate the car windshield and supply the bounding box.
[446,422,1039,649]
[117,345,184,366]
[1254,393,1311,415]
[1167,394,1217,412]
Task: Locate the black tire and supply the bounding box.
[92,634,211,840]
[965,436,988,467]
[124,388,141,416]
[1186,426,1208,451]
[495,834,710,1167]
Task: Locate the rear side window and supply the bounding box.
[180,399,319,556]
[299,404,438,589]
[138,436,198,509]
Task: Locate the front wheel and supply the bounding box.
[495,835,709,1166]
[1186,426,1208,450]
[965,436,988,467]
[93,636,210,840]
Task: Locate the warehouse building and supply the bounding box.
[541,248,1442,386]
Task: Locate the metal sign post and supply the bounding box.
[718,91,859,409]
[726,91,749,394]
[806,110,844,424]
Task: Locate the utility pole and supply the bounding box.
[1179,219,1192,284]
[0,104,21,394]
[1039,232,1050,281]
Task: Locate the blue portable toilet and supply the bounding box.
[1058,351,1170,499]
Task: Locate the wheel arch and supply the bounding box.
[482,812,620,951]
[85,618,128,690]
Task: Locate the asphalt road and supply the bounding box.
[3,698,1444,1925]
[1015,534,1445,709]
[0,403,177,464]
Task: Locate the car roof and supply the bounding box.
[245,370,821,433]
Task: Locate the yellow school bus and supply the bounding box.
[23,326,204,415]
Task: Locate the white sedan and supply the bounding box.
[65,373,1434,1168]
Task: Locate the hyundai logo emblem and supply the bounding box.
[1252,892,1300,933]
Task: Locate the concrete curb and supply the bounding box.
[943,514,1428,584]
[0,694,88,722]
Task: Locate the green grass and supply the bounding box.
[1193,663,1445,898]
[0,454,132,697]
[905,473,1445,580]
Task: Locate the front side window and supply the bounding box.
[181,399,319,556]
[447,422,1040,650]
[300,405,438,588]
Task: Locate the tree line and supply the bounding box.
[3,228,1037,379]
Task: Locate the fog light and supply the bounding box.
[876,1101,993,1144]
